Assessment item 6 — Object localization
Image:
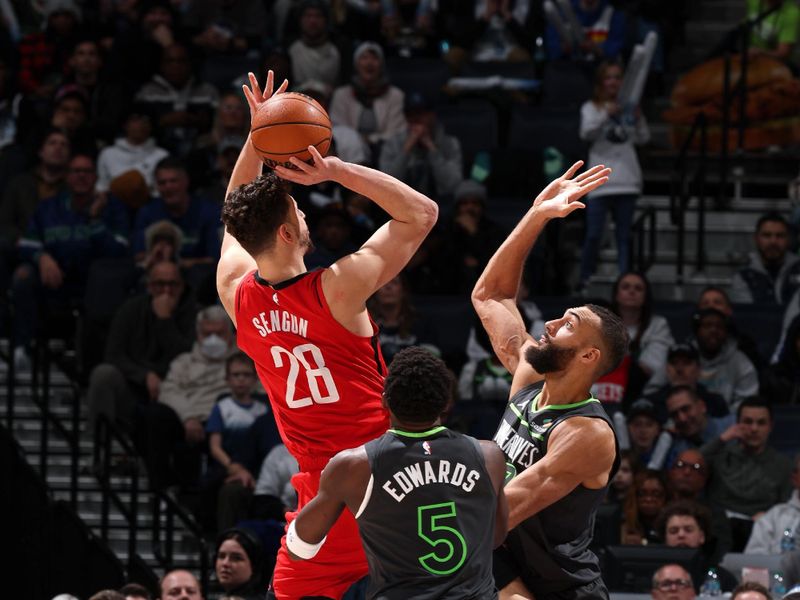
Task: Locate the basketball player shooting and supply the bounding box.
[287,347,509,599]
[471,161,628,600]
[216,70,438,599]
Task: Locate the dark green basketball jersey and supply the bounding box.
[493,384,619,597]
[357,426,498,600]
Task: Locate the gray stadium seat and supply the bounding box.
[720,552,785,582]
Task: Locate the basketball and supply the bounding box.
[250,92,332,168]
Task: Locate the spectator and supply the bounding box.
[703,397,794,550]
[465,0,536,63]
[329,41,406,150]
[253,444,299,522]
[626,398,666,468]
[87,260,196,433]
[731,212,800,306]
[119,583,151,600]
[96,104,169,202]
[0,129,70,250]
[48,85,95,155]
[367,274,439,364]
[379,91,463,201]
[183,0,266,61]
[745,453,800,554]
[133,157,221,271]
[666,386,735,456]
[699,283,764,373]
[608,449,639,506]
[658,500,736,587]
[578,61,650,290]
[141,305,235,491]
[11,152,129,370]
[214,529,266,600]
[205,353,267,532]
[621,469,667,545]
[443,179,507,293]
[135,43,219,156]
[650,564,694,600]
[159,570,201,600]
[692,308,760,411]
[458,317,512,403]
[731,581,772,600]
[762,315,800,404]
[747,0,800,61]
[546,0,627,62]
[304,206,357,269]
[61,38,129,144]
[289,1,341,89]
[379,0,437,57]
[643,343,730,420]
[88,591,124,600]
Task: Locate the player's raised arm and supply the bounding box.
[217,71,288,324]
[471,162,610,389]
[288,448,370,560]
[274,150,438,315]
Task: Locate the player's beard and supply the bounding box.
[300,229,315,255]
[524,339,577,374]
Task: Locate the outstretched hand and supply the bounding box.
[532,161,611,219]
[242,69,288,123]
[274,145,343,186]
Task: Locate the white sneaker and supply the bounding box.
[13,346,31,373]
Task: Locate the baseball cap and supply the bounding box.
[404,91,434,114]
[667,343,699,362]
[627,398,659,422]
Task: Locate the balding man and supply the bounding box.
[651,564,694,600]
[160,570,202,600]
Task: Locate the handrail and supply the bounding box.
[629,206,657,274]
[3,292,15,430]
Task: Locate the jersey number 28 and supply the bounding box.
[270,343,340,408]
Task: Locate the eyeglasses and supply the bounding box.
[653,578,692,591]
[674,460,705,473]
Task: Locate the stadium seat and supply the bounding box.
[386,57,452,99]
[720,552,785,582]
[540,59,593,109]
[508,105,585,163]
[436,101,499,168]
[771,404,800,456]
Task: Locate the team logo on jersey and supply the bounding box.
[504,462,517,485]
[272,293,279,304]
[423,441,431,455]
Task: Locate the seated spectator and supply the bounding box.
[133,157,221,298]
[329,42,406,151]
[762,315,800,404]
[626,398,669,468]
[141,305,235,491]
[379,91,463,202]
[183,0,266,66]
[204,353,267,532]
[745,453,800,554]
[658,500,736,587]
[96,104,169,201]
[607,449,639,506]
[458,318,512,403]
[643,343,730,420]
[731,212,800,306]
[304,206,357,270]
[87,260,196,434]
[698,284,764,372]
[621,469,667,545]
[289,1,341,89]
[731,581,772,600]
[650,564,694,600]
[214,528,266,600]
[611,272,674,402]
[135,43,219,156]
[546,0,626,62]
[691,308,759,411]
[159,570,201,600]
[667,386,735,456]
[578,61,649,291]
[379,0,437,57]
[367,274,439,364]
[254,444,299,522]
[48,85,96,155]
[118,583,150,600]
[747,0,800,62]
[469,0,536,63]
[11,152,129,370]
[443,179,506,293]
[703,397,794,550]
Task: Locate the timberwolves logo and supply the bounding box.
[504,462,517,485]
[423,441,431,455]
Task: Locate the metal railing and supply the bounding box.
[629,205,657,274]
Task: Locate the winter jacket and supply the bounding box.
[731,251,800,306]
[158,343,232,422]
[745,490,800,554]
[696,339,759,411]
[96,137,169,193]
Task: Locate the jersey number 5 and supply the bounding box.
[417,502,467,576]
[270,343,340,408]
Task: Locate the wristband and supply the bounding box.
[286,519,326,560]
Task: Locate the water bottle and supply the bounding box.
[771,571,787,595]
[699,568,721,597]
[781,527,796,553]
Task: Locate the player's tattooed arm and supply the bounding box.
[479,440,510,548]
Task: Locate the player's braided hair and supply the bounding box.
[222,171,291,256]
[384,347,451,424]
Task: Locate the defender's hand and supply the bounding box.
[242,70,289,124]
[532,161,611,219]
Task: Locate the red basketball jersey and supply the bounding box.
[235,269,389,469]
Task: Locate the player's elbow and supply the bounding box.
[414,197,438,233]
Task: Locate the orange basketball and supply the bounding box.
[250,92,332,168]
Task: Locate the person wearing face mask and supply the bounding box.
[141,305,236,492]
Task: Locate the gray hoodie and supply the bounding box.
[96,137,169,193]
[697,339,759,411]
[745,490,800,554]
